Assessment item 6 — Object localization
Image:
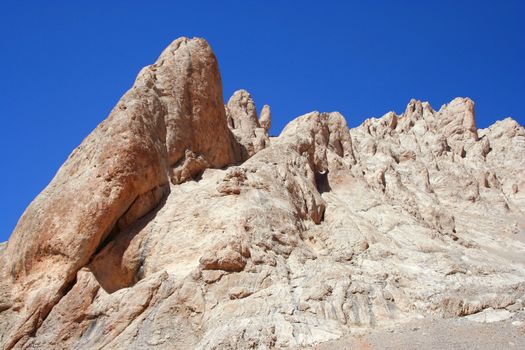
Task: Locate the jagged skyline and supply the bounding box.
[1,37,523,349]
[1,1,524,240]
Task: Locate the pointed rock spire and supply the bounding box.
[226,89,269,160]
[0,37,240,348]
[259,104,272,133]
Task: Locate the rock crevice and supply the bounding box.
[1,37,524,350]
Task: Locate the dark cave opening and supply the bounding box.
[315,170,331,194]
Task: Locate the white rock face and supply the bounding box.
[0,38,524,349]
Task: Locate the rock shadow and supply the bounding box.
[315,170,331,194]
[89,186,170,293]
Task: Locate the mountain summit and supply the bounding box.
[1,37,524,349]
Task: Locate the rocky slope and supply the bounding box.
[0,37,524,349]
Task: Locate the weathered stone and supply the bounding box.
[259,104,271,132]
[1,37,524,350]
[0,37,239,349]
[226,89,270,160]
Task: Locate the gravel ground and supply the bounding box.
[312,312,525,350]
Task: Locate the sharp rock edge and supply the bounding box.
[0,37,524,349]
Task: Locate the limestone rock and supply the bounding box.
[226,89,270,159]
[1,37,524,350]
[0,37,239,349]
[259,104,271,132]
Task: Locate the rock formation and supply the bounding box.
[0,37,524,349]
[226,89,270,160]
[259,104,271,133]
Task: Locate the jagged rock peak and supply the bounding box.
[437,97,478,141]
[0,36,524,350]
[401,98,434,120]
[226,89,259,131]
[226,89,270,160]
[361,98,479,146]
[0,36,241,349]
[277,111,356,169]
[259,104,271,132]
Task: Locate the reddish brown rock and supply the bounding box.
[0,37,238,349]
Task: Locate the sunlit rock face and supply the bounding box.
[0,37,524,350]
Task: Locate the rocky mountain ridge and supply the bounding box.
[0,37,524,349]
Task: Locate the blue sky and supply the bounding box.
[1,1,524,241]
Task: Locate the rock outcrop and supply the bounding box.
[259,104,271,133]
[226,89,270,160]
[0,37,524,349]
[0,37,240,349]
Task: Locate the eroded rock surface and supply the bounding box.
[0,37,239,349]
[226,89,270,160]
[0,37,524,349]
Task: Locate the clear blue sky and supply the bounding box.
[1,1,524,242]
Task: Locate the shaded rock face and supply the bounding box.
[0,37,524,349]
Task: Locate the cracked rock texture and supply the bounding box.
[0,37,524,349]
[226,89,270,160]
